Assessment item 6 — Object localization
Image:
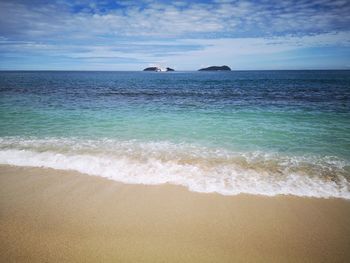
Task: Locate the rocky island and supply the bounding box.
[143,67,161,72]
[198,65,231,71]
[143,67,175,72]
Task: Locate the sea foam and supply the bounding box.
[0,137,349,199]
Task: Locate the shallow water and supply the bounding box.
[0,70,349,198]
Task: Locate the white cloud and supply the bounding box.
[1,30,349,69]
[0,1,349,69]
[1,0,349,40]
[133,31,350,69]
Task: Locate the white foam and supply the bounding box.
[0,137,349,199]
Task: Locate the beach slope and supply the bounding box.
[1,165,350,262]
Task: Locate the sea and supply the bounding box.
[0,70,349,199]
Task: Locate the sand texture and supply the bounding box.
[1,165,350,262]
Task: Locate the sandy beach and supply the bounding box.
[1,165,350,262]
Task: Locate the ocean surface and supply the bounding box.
[0,70,349,199]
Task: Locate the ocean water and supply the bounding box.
[0,70,350,199]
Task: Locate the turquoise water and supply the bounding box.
[1,71,350,198]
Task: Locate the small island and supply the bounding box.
[198,65,231,71]
[143,67,161,72]
[143,67,175,72]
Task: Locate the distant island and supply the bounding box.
[143,67,175,72]
[142,66,231,71]
[198,65,231,71]
[143,67,161,72]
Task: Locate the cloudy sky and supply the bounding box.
[0,0,349,70]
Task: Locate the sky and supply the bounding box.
[0,0,349,70]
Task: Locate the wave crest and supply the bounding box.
[0,137,349,199]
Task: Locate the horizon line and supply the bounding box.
[1,69,350,72]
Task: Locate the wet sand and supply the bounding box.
[1,165,350,262]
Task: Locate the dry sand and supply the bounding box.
[1,165,350,262]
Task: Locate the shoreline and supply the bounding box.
[1,165,350,262]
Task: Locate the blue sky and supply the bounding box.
[0,0,349,70]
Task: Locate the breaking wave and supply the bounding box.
[0,137,349,199]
